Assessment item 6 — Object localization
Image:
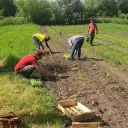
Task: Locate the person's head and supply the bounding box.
[90,19,94,23]
[34,50,44,59]
[46,36,50,41]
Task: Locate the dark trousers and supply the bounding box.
[16,65,35,78]
[89,33,95,45]
[32,36,40,49]
[70,37,84,59]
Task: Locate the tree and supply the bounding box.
[53,0,84,24]
[0,0,17,17]
[84,0,117,17]
[15,0,52,24]
[116,0,128,14]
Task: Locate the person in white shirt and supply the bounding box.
[68,35,84,60]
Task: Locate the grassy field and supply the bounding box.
[47,23,128,70]
[0,24,65,128]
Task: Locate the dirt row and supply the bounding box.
[40,26,128,128]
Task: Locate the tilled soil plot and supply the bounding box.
[40,27,128,128]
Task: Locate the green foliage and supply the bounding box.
[95,17,128,25]
[126,14,128,20]
[84,0,117,17]
[64,54,70,59]
[30,79,43,87]
[120,13,125,19]
[15,0,52,25]
[0,0,17,17]
[0,17,29,26]
[118,10,122,17]
[53,0,84,24]
[0,24,39,72]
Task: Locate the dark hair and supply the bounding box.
[34,50,44,59]
[46,36,50,41]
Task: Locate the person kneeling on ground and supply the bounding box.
[32,33,52,53]
[14,50,46,79]
[68,35,84,60]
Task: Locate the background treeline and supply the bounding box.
[0,0,128,25]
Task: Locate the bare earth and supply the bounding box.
[40,27,128,128]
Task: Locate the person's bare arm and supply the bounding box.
[40,42,44,50]
[35,65,45,76]
[88,25,90,34]
[96,24,98,34]
[45,41,52,53]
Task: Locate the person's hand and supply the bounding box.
[49,51,53,54]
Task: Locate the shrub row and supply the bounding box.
[0,17,29,26]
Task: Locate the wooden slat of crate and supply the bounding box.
[74,112,95,121]
[70,106,83,115]
[74,106,86,114]
[65,107,76,116]
[72,122,100,128]
[58,99,77,107]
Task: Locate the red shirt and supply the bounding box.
[88,23,97,34]
[14,54,38,71]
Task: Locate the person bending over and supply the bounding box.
[68,35,84,60]
[32,33,52,53]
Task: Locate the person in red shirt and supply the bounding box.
[88,19,98,45]
[14,50,45,79]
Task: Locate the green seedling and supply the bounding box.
[116,84,121,90]
[30,79,43,87]
[78,70,86,80]
[64,54,70,59]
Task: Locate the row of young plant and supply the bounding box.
[47,26,61,47]
[97,34,128,47]
[47,23,128,70]
[0,24,65,128]
[98,23,128,36]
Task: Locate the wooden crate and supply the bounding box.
[72,122,100,128]
[58,99,95,121]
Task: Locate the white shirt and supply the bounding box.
[68,35,84,46]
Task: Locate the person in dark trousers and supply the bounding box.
[14,50,46,79]
[88,19,98,45]
[32,33,52,53]
[68,35,84,60]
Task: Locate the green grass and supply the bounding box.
[0,24,65,128]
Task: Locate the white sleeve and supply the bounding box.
[68,38,72,46]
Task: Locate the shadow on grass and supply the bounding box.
[21,111,65,128]
[0,55,19,73]
[92,43,104,46]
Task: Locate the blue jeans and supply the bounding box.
[32,36,40,49]
[70,37,84,59]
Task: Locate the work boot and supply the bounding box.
[77,57,81,60]
[68,57,75,61]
